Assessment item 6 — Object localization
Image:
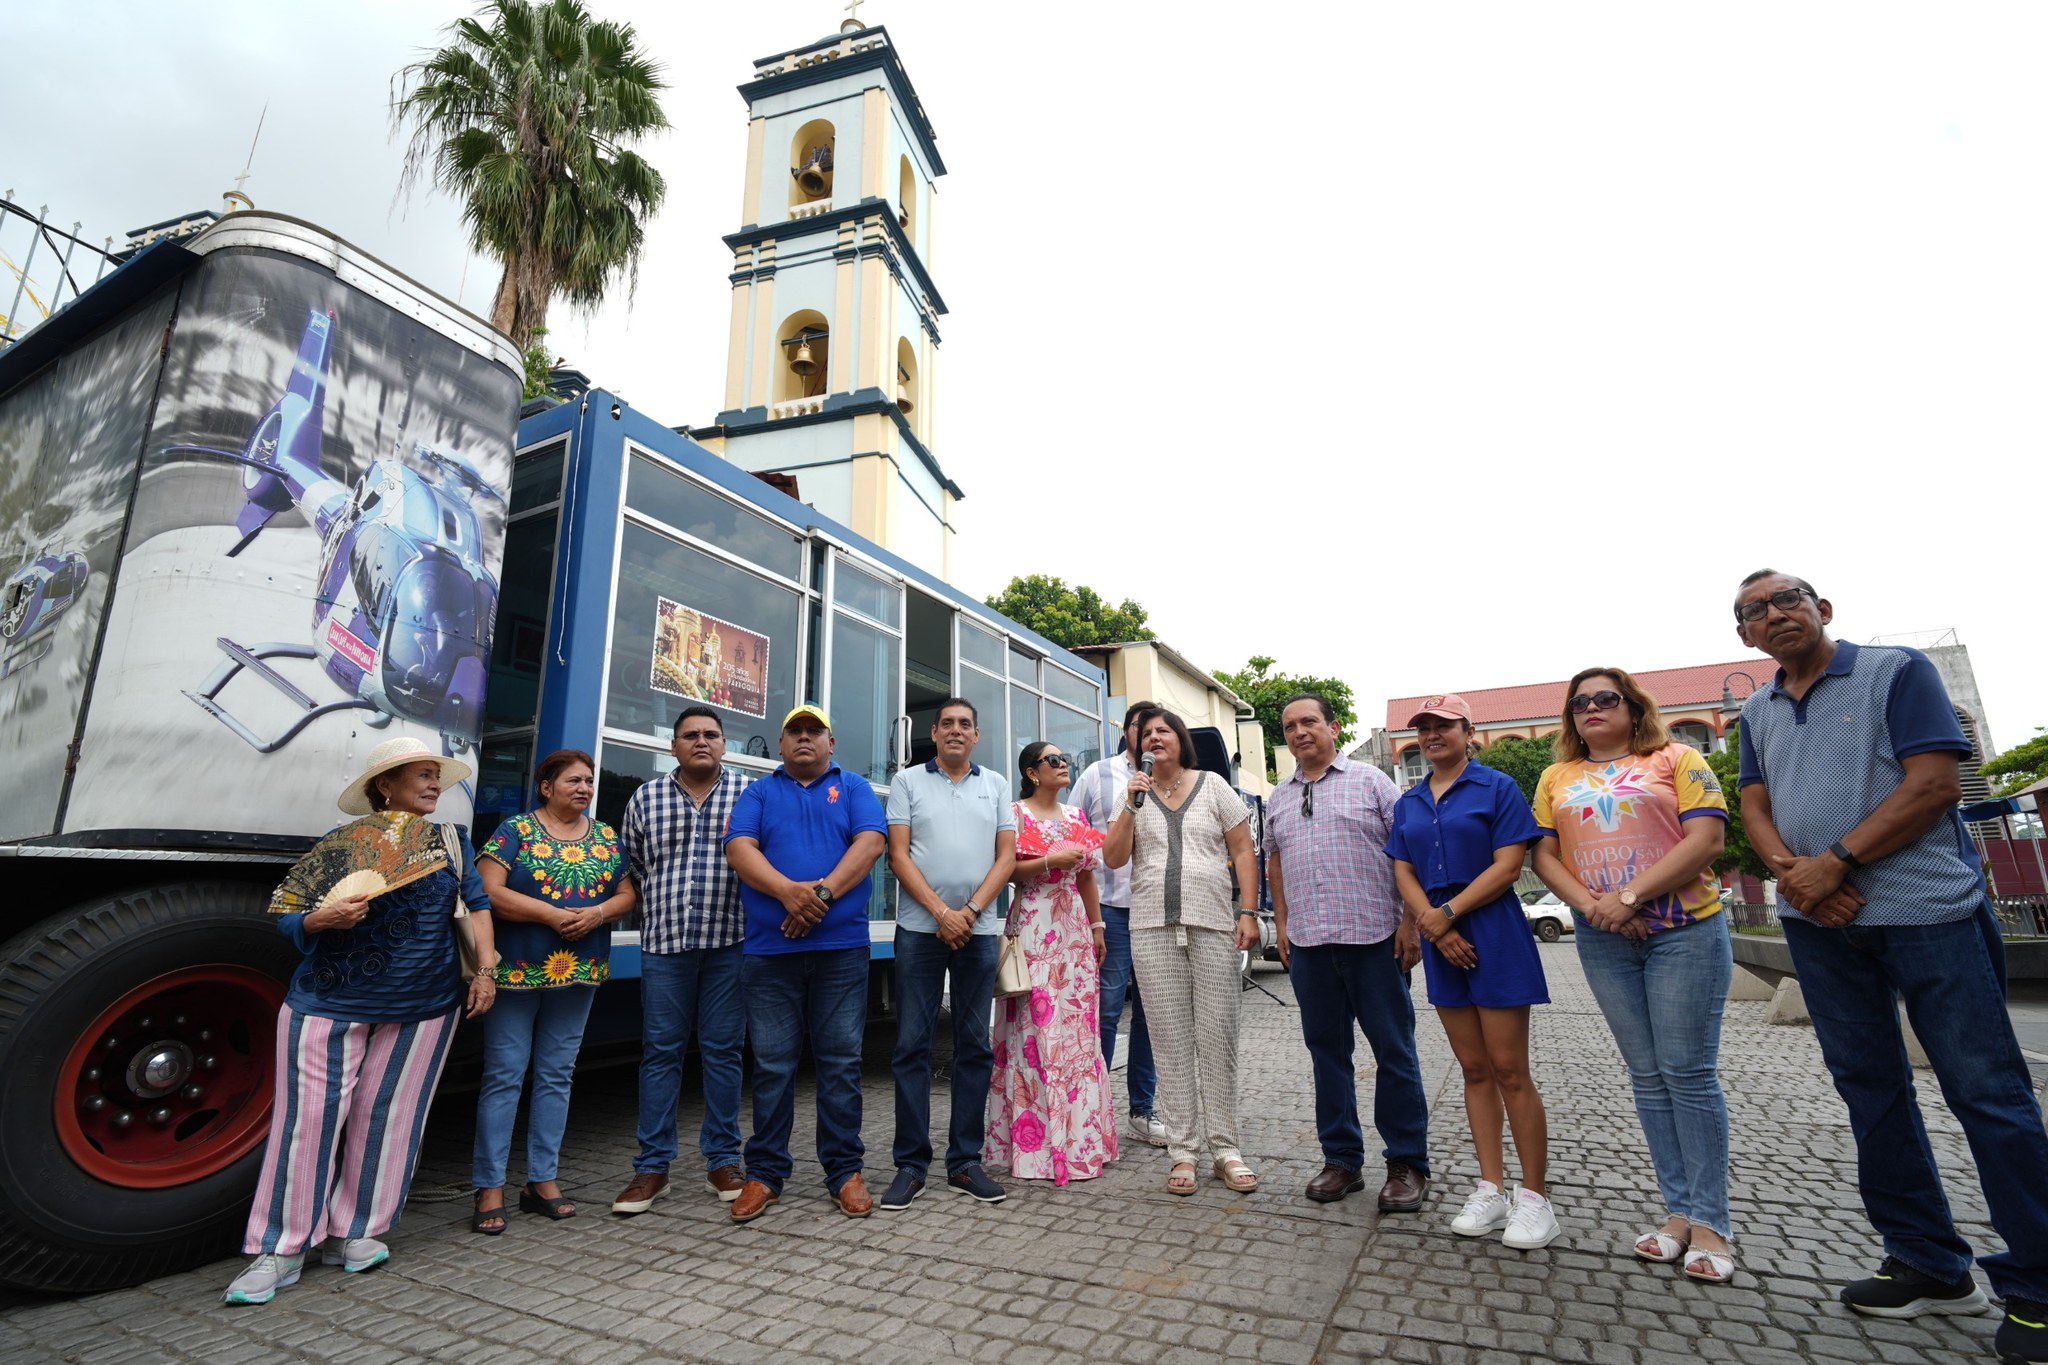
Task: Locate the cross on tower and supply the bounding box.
[843,0,864,27]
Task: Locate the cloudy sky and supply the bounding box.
[8,1,2044,749]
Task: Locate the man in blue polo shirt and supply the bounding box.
[722,703,887,1223]
[880,697,1017,1211]
[1735,568,2048,1362]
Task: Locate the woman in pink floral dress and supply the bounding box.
[986,741,1120,1184]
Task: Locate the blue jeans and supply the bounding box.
[891,928,998,1178]
[742,947,868,1196]
[1290,939,1430,1175]
[634,944,746,1176]
[1575,912,1733,1237]
[1097,904,1157,1115]
[471,986,598,1187]
[1784,900,2048,1300]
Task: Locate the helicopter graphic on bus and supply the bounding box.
[0,543,91,682]
[163,305,501,754]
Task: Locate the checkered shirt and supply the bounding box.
[621,767,750,953]
[1264,755,1406,947]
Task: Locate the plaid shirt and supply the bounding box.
[1264,755,1405,947]
[621,767,750,954]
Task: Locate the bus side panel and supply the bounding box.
[0,289,177,842]
[65,249,518,838]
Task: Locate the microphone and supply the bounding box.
[1132,752,1155,809]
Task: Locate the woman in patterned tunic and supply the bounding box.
[986,741,1119,1184]
[470,749,636,1231]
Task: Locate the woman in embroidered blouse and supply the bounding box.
[224,738,497,1306]
[1103,707,1261,1196]
[986,741,1119,1184]
[1531,667,1734,1283]
[470,749,635,1231]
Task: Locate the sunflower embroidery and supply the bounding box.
[543,951,579,983]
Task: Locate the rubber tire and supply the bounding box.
[0,881,296,1294]
[1535,919,1562,943]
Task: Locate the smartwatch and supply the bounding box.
[964,898,982,917]
[1829,841,1863,870]
[813,883,835,906]
[1438,903,1456,923]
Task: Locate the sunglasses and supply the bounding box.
[1037,753,1070,769]
[1734,587,1813,622]
[1302,775,1321,818]
[1569,690,1625,715]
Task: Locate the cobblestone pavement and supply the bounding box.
[0,942,2022,1363]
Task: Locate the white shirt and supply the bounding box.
[1071,751,1136,907]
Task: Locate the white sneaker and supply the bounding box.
[223,1252,304,1305]
[1449,1181,1511,1237]
[1501,1187,1560,1250]
[1131,1112,1168,1147]
[318,1236,389,1272]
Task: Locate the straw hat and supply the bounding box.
[337,737,474,816]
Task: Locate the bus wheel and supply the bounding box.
[0,882,295,1294]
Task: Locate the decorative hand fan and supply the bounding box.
[1015,815,1106,860]
[268,812,450,915]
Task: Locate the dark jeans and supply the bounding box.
[1097,903,1157,1115]
[1784,900,2048,1301]
[741,947,868,1196]
[1290,938,1430,1176]
[891,928,998,1178]
[633,945,745,1176]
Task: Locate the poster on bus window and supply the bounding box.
[651,596,769,719]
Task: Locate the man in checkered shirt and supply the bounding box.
[1735,569,2048,1359]
[610,706,752,1215]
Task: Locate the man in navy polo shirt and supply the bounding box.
[722,703,888,1223]
[1735,568,2048,1361]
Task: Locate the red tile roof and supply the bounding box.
[1385,658,1770,731]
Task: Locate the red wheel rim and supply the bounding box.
[55,966,284,1188]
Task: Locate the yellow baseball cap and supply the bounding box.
[782,702,832,730]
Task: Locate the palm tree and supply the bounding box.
[392,0,669,349]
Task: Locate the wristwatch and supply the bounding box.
[1438,903,1456,923]
[964,898,982,917]
[1829,841,1863,870]
[1619,888,1641,911]
[813,883,835,906]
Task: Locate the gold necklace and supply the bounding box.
[1154,770,1187,803]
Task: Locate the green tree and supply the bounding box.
[1982,728,2048,798]
[1211,656,1357,782]
[393,0,670,349]
[1706,724,1768,878]
[520,326,552,400]
[983,575,1155,649]
[1473,734,1557,805]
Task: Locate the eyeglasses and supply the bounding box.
[1302,776,1320,818]
[1037,753,1070,769]
[1568,690,1624,715]
[1735,588,1813,622]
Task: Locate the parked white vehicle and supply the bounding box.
[1524,892,1575,942]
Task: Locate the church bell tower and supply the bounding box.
[695,17,960,580]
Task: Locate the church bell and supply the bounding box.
[896,365,914,414]
[793,144,834,198]
[789,340,819,376]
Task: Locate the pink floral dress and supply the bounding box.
[985,803,1120,1183]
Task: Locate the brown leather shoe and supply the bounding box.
[1377,1161,1428,1213]
[1305,1163,1365,1203]
[832,1172,874,1218]
[730,1179,779,1223]
[609,1172,668,1215]
[704,1165,746,1202]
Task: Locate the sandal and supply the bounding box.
[471,1190,507,1236]
[1683,1246,1736,1284]
[1633,1229,1689,1263]
[519,1183,577,1219]
[1166,1163,1198,1196]
[1213,1157,1259,1193]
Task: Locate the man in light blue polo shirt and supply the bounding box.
[722,704,887,1224]
[879,697,1017,1210]
[1734,569,2048,1361]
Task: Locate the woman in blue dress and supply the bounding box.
[1385,695,1556,1250]
[470,749,636,1231]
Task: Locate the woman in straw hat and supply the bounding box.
[223,738,498,1306]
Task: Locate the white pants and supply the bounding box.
[1129,924,1242,1167]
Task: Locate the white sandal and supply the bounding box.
[1632,1229,1689,1263]
[1683,1246,1736,1284]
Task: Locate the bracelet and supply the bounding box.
[1237,909,1256,917]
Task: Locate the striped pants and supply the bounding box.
[1129,924,1242,1168]
[242,1004,459,1255]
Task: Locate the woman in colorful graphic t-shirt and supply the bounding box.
[469,749,636,1233]
[1532,667,1734,1285]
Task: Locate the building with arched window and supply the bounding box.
[689,21,958,581]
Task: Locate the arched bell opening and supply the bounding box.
[788,120,836,209]
[894,336,920,435]
[774,311,831,406]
